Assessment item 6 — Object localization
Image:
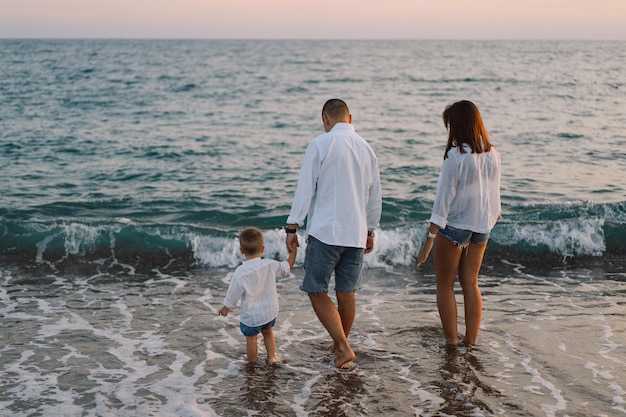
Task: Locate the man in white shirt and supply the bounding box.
[285,99,382,368]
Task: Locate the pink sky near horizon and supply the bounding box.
[1,0,625,40]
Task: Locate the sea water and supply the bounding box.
[0,39,625,416]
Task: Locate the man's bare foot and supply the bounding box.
[334,348,356,368]
[267,357,280,365]
[338,360,357,370]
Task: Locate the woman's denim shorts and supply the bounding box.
[240,318,276,337]
[438,225,489,246]
[300,236,364,293]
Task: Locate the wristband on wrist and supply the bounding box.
[427,231,437,239]
[285,226,297,234]
[367,230,375,237]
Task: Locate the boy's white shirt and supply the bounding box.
[223,257,291,327]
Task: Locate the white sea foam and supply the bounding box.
[497,217,606,257]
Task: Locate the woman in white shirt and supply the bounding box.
[417,100,501,347]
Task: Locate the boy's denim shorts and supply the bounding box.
[439,225,490,246]
[301,236,364,294]
[240,318,276,337]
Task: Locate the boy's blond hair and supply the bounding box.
[239,227,264,256]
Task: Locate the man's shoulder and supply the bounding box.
[314,127,368,144]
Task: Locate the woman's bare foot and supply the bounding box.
[445,337,459,347]
[461,337,476,347]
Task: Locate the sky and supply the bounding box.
[1,0,625,40]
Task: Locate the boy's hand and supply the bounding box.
[218,306,229,317]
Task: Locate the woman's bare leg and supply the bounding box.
[458,241,487,345]
[434,236,463,346]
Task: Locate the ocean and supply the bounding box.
[0,39,625,416]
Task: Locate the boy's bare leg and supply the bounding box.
[245,335,258,363]
[261,327,277,364]
[308,292,356,367]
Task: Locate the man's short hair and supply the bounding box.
[239,227,264,256]
[322,98,349,120]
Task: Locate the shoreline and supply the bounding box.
[1,265,624,416]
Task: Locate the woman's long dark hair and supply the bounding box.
[442,100,491,159]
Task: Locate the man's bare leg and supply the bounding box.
[308,292,356,367]
[330,291,356,354]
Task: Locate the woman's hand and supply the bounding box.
[416,238,434,267]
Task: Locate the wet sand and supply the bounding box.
[1,265,625,416]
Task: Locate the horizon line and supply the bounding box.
[1,37,624,42]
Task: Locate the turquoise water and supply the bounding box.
[0,40,626,270]
[1,40,625,417]
[1,40,625,275]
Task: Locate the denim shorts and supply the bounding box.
[301,236,364,293]
[438,225,490,246]
[240,318,276,337]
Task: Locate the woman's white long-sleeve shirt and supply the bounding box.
[430,145,501,233]
[223,258,291,327]
[287,123,382,248]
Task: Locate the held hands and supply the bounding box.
[286,232,299,255]
[218,306,229,317]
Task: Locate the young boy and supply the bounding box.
[218,227,296,364]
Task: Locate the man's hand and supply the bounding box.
[365,235,375,254]
[286,232,299,254]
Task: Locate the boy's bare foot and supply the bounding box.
[334,348,356,368]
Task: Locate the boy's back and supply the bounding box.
[219,226,296,364]
[225,258,290,327]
